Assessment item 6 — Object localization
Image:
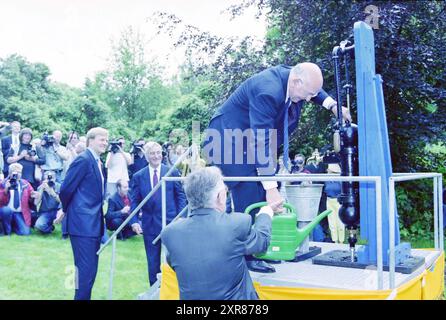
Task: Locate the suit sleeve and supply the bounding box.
[59,156,88,212]
[238,213,272,256]
[129,175,142,225]
[107,197,123,221]
[173,169,187,214]
[249,93,280,176]
[311,88,331,106]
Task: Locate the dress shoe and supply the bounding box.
[246,259,276,273]
[267,259,282,264]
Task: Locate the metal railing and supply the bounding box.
[388,172,443,289]
[99,166,443,297]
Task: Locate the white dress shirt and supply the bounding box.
[148,164,161,187]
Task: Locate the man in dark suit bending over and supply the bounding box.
[203,62,352,273]
[60,127,108,300]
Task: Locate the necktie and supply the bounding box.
[13,188,20,210]
[97,159,104,195]
[153,168,158,187]
[283,99,292,172]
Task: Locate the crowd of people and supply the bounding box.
[0,120,190,239]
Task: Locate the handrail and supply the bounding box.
[97,144,193,255]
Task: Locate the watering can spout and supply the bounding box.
[295,209,333,244]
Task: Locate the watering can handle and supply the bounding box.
[244,202,296,215]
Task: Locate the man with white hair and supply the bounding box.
[204,62,352,273]
[161,166,282,300]
[129,141,186,286]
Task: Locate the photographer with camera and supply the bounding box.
[33,170,63,234]
[1,121,21,176]
[161,142,174,166]
[40,130,69,184]
[0,163,39,235]
[128,138,147,179]
[6,128,45,190]
[105,137,131,200]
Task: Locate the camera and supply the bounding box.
[130,142,144,155]
[47,174,55,188]
[108,141,122,154]
[9,173,18,190]
[42,133,55,147]
[26,145,37,157]
[162,142,172,159]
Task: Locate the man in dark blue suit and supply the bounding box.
[203,63,352,273]
[60,127,108,300]
[130,141,186,286]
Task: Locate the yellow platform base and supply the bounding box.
[159,251,444,300]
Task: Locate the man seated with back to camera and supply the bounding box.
[105,178,140,240]
[161,166,283,300]
[0,163,39,236]
[33,170,63,234]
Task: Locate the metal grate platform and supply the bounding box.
[250,242,441,291]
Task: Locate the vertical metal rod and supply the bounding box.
[108,236,117,300]
[161,179,167,263]
[375,177,383,290]
[434,176,439,249]
[388,178,396,289]
[438,176,444,252]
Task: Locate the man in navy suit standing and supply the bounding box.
[60,127,108,300]
[203,63,352,273]
[130,141,186,286]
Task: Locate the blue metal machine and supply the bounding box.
[312,21,424,273]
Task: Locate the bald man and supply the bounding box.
[203,63,351,273]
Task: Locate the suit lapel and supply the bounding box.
[160,164,167,179]
[87,149,103,195]
[143,166,152,194]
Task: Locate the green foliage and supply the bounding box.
[396,182,436,241]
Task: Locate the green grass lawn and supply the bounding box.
[0,225,444,300]
[0,224,149,300]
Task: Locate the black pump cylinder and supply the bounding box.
[338,123,360,228]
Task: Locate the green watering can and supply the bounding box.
[244,202,332,261]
